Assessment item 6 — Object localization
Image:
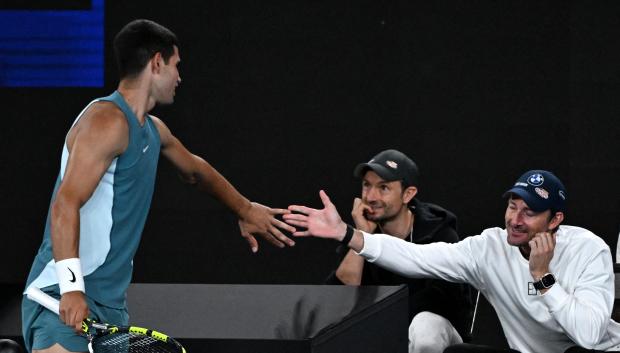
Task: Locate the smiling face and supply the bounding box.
[504,196,562,247]
[361,170,414,222]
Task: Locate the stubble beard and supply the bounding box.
[506,222,533,247]
[369,203,405,226]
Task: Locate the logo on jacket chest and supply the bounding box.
[527,282,537,295]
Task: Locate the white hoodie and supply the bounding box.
[358,225,620,353]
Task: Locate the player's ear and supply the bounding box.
[150,52,163,74]
[402,186,417,204]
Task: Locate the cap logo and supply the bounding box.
[535,187,549,199]
[386,160,398,169]
[527,173,544,186]
[558,190,566,200]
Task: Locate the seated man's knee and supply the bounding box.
[0,339,24,353]
[409,311,443,332]
[410,312,462,353]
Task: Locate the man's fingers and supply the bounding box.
[270,208,291,215]
[257,229,285,248]
[528,238,538,252]
[533,232,554,252]
[283,213,309,222]
[272,218,296,234]
[529,233,556,256]
[545,233,555,250]
[538,234,551,251]
[292,230,311,237]
[284,219,308,228]
[67,309,82,332]
[319,190,332,207]
[352,198,371,214]
[352,198,365,210]
[269,227,295,246]
[242,232,259,253]
[73,315,82,333]
[288,205,315,215]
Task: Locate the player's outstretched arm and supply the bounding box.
[152,117,296,252]
[284,190,365,252]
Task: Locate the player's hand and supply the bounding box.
[59,291,89,333]
[284,190,348,240]
[528,232,556,280]
[351,198,377,233]
[238,202,296,253]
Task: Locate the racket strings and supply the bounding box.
[91,332,181,353]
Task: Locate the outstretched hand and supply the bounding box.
[238,202,296,253]
[283,190,347,240]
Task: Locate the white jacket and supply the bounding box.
[359,225,620,353]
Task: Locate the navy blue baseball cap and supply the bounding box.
[353,149,419,187]
[503,170,567,213]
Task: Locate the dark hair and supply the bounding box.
[113,19,179,79]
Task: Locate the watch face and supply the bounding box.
[541,274,555,288]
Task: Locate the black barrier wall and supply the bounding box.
[1,1,619,285]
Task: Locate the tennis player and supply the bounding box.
[22,19,296,353]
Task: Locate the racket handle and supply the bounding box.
[26,286,60,315]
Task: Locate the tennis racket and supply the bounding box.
[26,286,187,353]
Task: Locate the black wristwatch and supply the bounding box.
[533,273,556,291]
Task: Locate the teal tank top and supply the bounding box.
[25,91,160,308]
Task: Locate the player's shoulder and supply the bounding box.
[68,101,130,153]
[148,114,163,124]
[147,114,173,143]
[79,100,128,131]
[147,114,168,131]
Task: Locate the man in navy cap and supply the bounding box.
[325,149,472,353]
[284,170,620,353]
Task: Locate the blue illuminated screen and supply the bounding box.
[0,0,104,87]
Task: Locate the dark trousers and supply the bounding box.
[444,344,610,353]
[564,347,610,353]
[444,344,520,353]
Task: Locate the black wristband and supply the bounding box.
[340,225,355,246]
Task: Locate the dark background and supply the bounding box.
[2,1,619,287]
